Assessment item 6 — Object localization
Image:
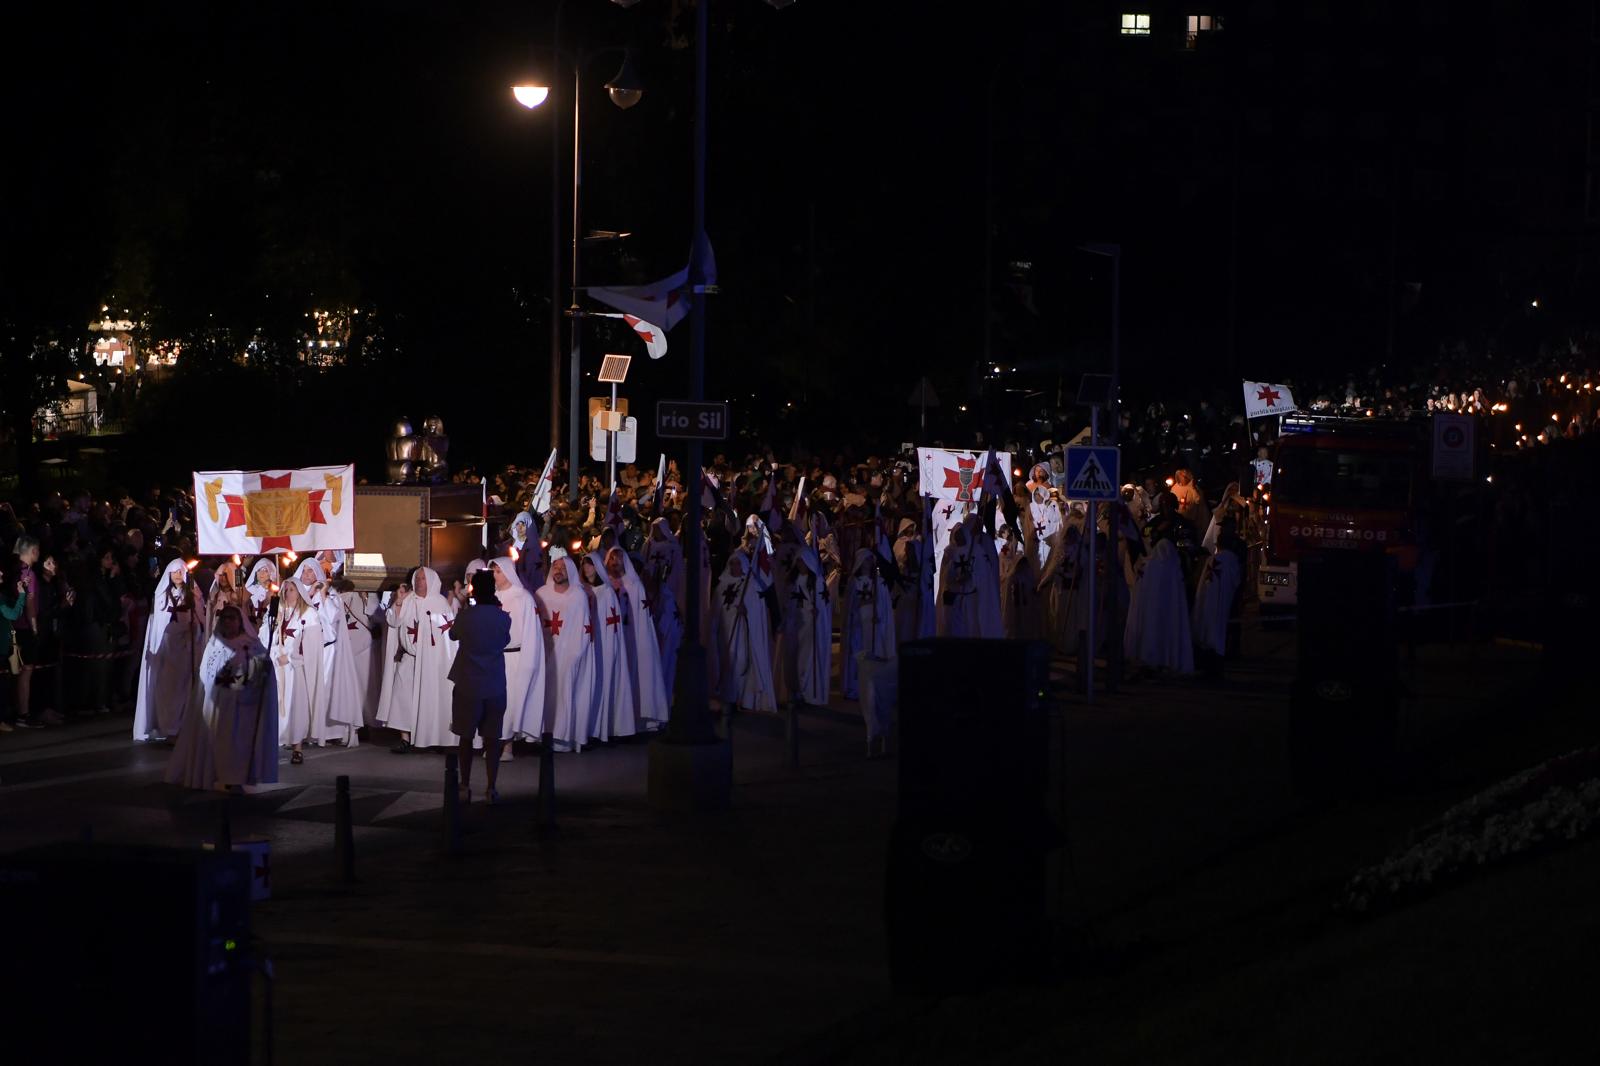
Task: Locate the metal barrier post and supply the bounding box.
[443,752,462,855]
[335,774,356,882]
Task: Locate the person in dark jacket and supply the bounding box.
[0,558,26,731]
[71,544,125,715]
[448,570,511,803]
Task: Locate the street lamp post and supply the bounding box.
[515,30,642,507]
[513,15,642,832]
[1078,243,1121,444]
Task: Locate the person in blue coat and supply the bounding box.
[448,570,511,802]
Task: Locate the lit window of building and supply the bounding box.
[1121,13,1151,35]
[1186,14,1219,47]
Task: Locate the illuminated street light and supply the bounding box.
[512,84,550,109]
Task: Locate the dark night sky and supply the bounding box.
[6,1,1594,474]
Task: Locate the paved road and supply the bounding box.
[0,626,1543,1064]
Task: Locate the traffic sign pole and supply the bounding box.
[1064,422,1120,703]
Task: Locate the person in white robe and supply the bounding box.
[1124,538,1195,675]
[775,514,832,707]
[452,559,488,614]
[644,518,684,699]
[936,516,978,638]
[487,556,547,740]
[1024,469,1062,575]
[338,582,384,726]
[376,566,458,752]
[205,560,250,639]
[712,548,778,713]
[133,559,207,742]
[293,560,362,748]
[606,546,669,729]
[274,580,314,761]
[244,558,278,635]
[582,552,638,742]
[937,513,1004,639]
[535,555,597,751]
[971,511,1005,638]
[850,548,897,757]
[166,605,278,791]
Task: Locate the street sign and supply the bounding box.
[656,400,728,440]
[1431,412,1474,481]
[1065,445,1120,501]
[588,397,629,420]
[591,415,638,462]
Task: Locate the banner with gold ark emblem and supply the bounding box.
[192,464,355,556]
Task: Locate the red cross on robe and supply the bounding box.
[543,611,563,636]
[605,608,621,629]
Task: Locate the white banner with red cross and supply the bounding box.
[192,464,355,556]
[1243,380,1298,419]
[917,446,1012,585]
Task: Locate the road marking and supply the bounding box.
[264,931,882,983]
[372,791,446,822]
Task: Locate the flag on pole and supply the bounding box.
[595,313,669,359]
[587,238,717,336]
[652,453,667,513]
[530,449,559,515]
[1243,380,1298,419]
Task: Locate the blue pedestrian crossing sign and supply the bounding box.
[1065,445,1120,501]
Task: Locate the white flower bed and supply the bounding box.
[1343,747,1600,913]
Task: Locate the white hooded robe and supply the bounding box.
[584,552,638,742]
[1125,539,1195,674]
[712,549,777,713]
[536,557,598,751]
[376,566,458,749]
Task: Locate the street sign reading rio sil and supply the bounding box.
[656,400,729,440]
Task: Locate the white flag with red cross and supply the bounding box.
[1243,381,1297,419]
[192,464,355,556]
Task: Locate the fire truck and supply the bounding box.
[1255,414,1426,607]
